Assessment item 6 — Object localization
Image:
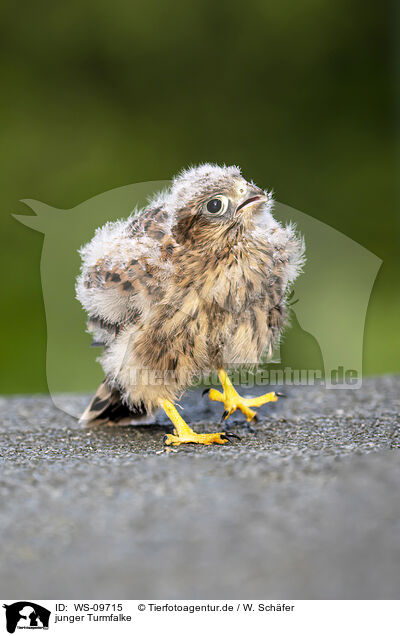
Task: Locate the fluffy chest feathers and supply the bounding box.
[141,236,279,369]
[172,236,275,315]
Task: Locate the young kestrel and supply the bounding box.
[76,164,304,445]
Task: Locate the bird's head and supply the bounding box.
[156,163,274,248]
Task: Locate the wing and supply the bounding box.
[261,220,305,356]
[76,206,175,339]
[76,207,175,424]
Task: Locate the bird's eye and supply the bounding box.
[205,195,229,215]
[207,199,222,213]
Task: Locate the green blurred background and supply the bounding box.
[0,0,398,394]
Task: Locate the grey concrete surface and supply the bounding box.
[0,376,399,599]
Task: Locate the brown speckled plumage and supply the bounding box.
[76,164,304,427]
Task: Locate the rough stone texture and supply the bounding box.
[0,376,399,599]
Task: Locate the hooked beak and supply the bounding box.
[236,187,267,214]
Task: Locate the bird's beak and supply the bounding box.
[236,187,268,214]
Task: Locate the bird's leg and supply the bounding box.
[161,399,233,446]
[205,368,280,423]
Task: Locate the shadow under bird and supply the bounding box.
[76,164,304,445]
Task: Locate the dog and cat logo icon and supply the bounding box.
[2,603,51,633]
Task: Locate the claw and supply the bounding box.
[202,388,210,397]
[222,431,241,440]
[220,410,229,423]
[275,392,287,398]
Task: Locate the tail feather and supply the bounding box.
[79,380,153,427]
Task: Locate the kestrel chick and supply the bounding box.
[76,164,304,445]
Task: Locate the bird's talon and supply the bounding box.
[223,431,241,440]
[206,370,282,424]
[202,388,210,397]
[162,421,230,446]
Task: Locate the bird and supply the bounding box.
[76,163,304,445]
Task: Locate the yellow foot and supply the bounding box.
[161,399,239,447]
[164,431,230,446]
[204,369,284,423]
